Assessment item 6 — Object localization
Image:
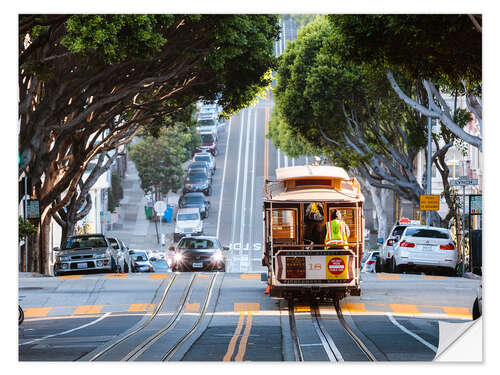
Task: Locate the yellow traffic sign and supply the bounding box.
[420,195,440,211]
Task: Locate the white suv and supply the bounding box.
[174,208,203,242]
[389,226,457,275]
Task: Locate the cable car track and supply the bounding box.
[288,298,376,362]
[88,273,179,361]
[90,272,220,361]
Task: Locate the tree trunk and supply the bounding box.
[40,214,52,275]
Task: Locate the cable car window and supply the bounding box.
[271,209,297,240]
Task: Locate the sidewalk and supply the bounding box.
[104,158,182,252]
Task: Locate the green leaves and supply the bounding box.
[19,216,37,241]
[61,15,170,64]
[129,124,201,195]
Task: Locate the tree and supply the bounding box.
[19,15,279,273]
[129,124,201,199]
[272,16,463,232]
[328,14,482,150]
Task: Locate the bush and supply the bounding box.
[19,216,37,241]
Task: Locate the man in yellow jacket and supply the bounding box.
[324,209,350,249]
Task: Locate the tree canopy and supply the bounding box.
[129,124,201,197]
[19,14,279,273]
[327,14,482,150]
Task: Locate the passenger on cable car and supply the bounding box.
[324,209,350,249]
[304,202,324,246]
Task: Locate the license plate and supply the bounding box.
[192,262,203,268]
[77,262,88,269]
[423,245,433,251]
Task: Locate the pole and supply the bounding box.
[24,176,28,272]
[462,185,466,275]
[426,115,432,226]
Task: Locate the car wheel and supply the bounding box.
[219,265,226,272]
[472,298,481,320]
[111,259,118,273]
[124,262,129,273]
[390,257,397,273]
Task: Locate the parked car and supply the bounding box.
[193,152,216,173]
[183,168,212,196]
[362,250,379,273]
[107,236,132,273]
[170,236,228,272]
[194,130,218,156]
[389,226,458,275]
[187,161,213,179]
[178,192,210,219]
[379,218,421,272]
[131,250,155,272]
[53,234,119,276]
[174,207,203,242]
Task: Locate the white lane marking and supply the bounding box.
[239,109,253,272]
[19,312,111,346]
[387,314,438,352]
[230,109,246,266]
[239,109,252,250]
[216,118,232,239]
[248,110,258,270]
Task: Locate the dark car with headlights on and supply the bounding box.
[53,234,119,276]
[183,168,212,196]
[178,192,210,219]
[170,236,228,272]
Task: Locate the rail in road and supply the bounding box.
[83,272,223,361]
[288,298,376,362]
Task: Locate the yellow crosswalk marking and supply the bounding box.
[150,273,168,279]
[376,274,401,280]
[240,274,260,279]
[73,305,104,315]
[343,302,367,313]
[185,303,200,312]
[24,307,52,317]
[234,302,260,312]
[127,304,154,312]
[443,306,471,318]
[57,275,82,279]
[104,274,127,278]
[423,276,446,280]
[389,304,421,315]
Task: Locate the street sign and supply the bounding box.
[26,199,40,219]
[420,195,440,211]
[450,176,478,186]
[154,201,167,216]
[470,195,482,215]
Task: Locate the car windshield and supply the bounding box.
[132,252,148,261]
[187,172,207,180]
[64,236,108,249]
[184,196,204,204]
[195,155,211,163]
[405,228,450,239]
[201,134,214,143]
[178,213,199,221]
[199,119,216,126]
[178,238,218,249]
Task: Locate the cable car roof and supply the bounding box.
[275,165,350,181]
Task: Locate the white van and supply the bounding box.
[174,208,203,242]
